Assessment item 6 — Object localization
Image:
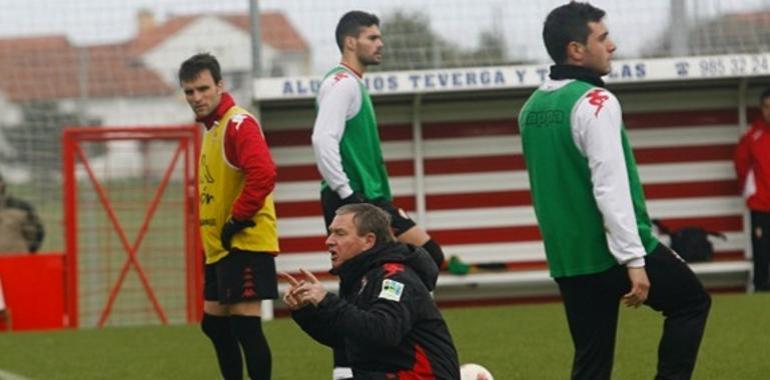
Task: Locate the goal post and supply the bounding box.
[62,125,202,328]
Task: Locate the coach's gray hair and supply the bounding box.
[336,203,396,244]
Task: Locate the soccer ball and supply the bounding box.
[460,363,494,380]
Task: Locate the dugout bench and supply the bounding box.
[272,259,753,315]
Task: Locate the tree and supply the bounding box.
[643,11,770,57]
[375,10,514,71]
[4,101,87,180]
[460,30,508,66]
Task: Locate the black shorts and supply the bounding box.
[321,187,417,236]
[203,249,278,304]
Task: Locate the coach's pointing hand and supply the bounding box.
[280,272,308,310]
[292,269,328,306]
[220,217,256,251]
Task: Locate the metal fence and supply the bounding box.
[1,0,769,253]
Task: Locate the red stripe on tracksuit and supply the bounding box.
[395,344,435,380]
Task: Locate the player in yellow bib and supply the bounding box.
[179,53,278,380]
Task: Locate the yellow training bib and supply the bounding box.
[198,106,279,264]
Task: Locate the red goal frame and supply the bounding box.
[62,126,202,328]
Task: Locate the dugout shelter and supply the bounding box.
[254,53,768,306]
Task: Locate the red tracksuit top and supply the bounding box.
[197,93,276,220]
[735,117,770,212]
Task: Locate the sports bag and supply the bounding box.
[652,220,727,263]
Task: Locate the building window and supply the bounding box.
[224,71,247,91]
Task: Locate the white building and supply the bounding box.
[128,10,311,99]
[0,10,311,181]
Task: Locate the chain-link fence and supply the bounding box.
[1,0,769,254]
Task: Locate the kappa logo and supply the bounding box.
[378,279,405,302]
[382,263,404,278]
[242,267,257,298]
[230,113,266,138]
[230,114,249,132]
[241,287,257,298]
[333,71,349,83]
[586,89,609,117]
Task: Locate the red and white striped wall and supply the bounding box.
[263,86,755,277]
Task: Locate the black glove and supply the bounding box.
[220,217,256,251]
[341,191,366,205]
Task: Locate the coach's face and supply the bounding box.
[181,69,223,119]
[326,213,375,269]
[354,25,383,66]
[572,21,615,76]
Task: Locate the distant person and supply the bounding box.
[179,53,279,380]
[282,203,460,379]
[734,87,770,292]
[518,3,711,379]
[0,172,44,254]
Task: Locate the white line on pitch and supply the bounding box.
[0,369,31,380]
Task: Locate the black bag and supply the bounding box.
[652,220,727,263]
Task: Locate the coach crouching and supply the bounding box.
[282,203,460,379]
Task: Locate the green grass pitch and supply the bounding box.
[0,293,768,379]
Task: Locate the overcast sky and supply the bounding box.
[1,0,769,74]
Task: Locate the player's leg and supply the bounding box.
[321,187,345,231]
[229,302,270,380]
[221,250,278,380]
[373,199,446,268]
[555,267,625,380]
[397,225,446,269]
[644,244,711,379]
[751,211,770,291]
[202,264,243,380]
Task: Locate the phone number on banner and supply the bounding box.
[675,54,770,78]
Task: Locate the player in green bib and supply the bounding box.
[519,3,710,380]
[310,11,449,380]
[310,11,446,272]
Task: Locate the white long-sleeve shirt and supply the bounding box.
[311,66,363,199]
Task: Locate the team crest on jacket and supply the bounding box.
[379,279,405,302]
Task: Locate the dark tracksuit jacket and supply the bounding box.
[291,243,460,379]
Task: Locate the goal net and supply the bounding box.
[62,126,201,328]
